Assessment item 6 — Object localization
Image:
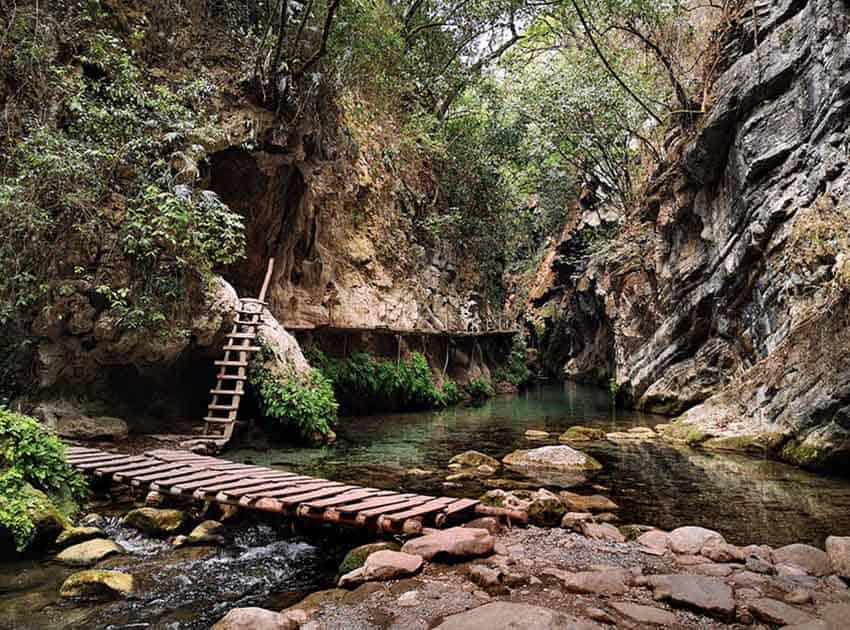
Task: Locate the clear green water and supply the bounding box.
[231,382,850,547]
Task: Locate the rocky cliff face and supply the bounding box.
[530,0,850,471]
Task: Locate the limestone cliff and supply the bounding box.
[529,0,850,471]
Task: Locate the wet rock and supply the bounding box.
[449,451,500,469]
[55,527,105,549]
[559,426,606,442]
[338,550,423,587]
[606,427,657,442]
[527,489,567,526]
[559,491,618,513]
[773,544,830,576]
[611,602,677,627]
[401,527,494,561]
[503,446,602,472]
[433,601,603,630]
[668,526,725,555]
[637,529,670,552]
[477,464,497,475]
[122,507,188,535]
[446,472,477,482]
[59,569,135,600]
[212,607,294,630]
[577,522,625,543]
[525,429,550,440]
[463,517,502,535]
[648,574,735,620]
[405,468,434,478]
[281,588,346,625]
[56,539,124,566]
[482,478,539,490]
[55,415,129,441]
[749,598,816,626]
[342,582,386,605]
[338,542,401,575]
[561,512,593,530]
[78,513,107,528]
[187,520,224,544]
[825,536,850,578]
[561,569,628,595]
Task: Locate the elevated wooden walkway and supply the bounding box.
[66,446,525,535]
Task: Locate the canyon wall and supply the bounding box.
[529,0,850,470]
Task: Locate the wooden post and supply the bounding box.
[258,258,275,303]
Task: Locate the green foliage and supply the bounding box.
[466,378,493,402]
[307,349,461,413]
[495,337,532,387]
[0,410,87,550]
[250,354,338,441]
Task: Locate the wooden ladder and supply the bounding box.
[203,259,275,444]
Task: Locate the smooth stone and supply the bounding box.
[503,446,602,472]
[559,491,618,512]
[692,563,736,577]
[668,526,725,555]
[122,507,188,535]
[446,472,477,482]
[482,479,539,490]
[477,464,497,475]
[55,527,105,548]
[449,451,500,469]
[611,602,677,626]
[397,590,420,607]
[211,607,294,630]
[578,522,625,543]
[405,468,434,478]
[401,527,494,561]
[648,574,735,620]
[527,489,567,526]
[819,603,850,628]
[784,589,814,605]
[78,513,107,528]
[59,569,135,600]
[559,426,606,442]
[432,601,603,630]
[187,520,224,544]
[561,570,628,595]
[701,541,746,562]
[337,550,423,587]
[825,536,850,578]
[561,512,593,530]
[637,529,670,552]
[463,517,502,535]
[525,430,550,439]
[749,598,816,626]
[56,539,124,566]
[468,565,502,589]
[773,544,830,576]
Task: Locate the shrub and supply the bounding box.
[495,337,532,387]
[466,378,493,402]
[0,410,87,550]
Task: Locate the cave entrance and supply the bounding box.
[208,147,306,297]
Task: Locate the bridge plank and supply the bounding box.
[245,481,346,501]
[355,496,435,520]
[302,489,391,510]
[113,462,188,482]
[443,498,480,515]
[211,476,315,499]
[75,455,139,470]
[67,453,124,464]
[151,470,227,491]
[380,497,456,522]
[272,485,358,507]
[329,494,418,515]
[131,465,198,485]
[92,457,152,475]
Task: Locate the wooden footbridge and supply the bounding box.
[66,446,526,535]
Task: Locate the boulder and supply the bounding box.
[55,527,105,549]
[748,598,816,626]
[561,570,628,595]
[526,489,567,526]
[338,550,423,587]
[559,491,618,513]
[59,570,135,600]
[181,520,224,545]
[55,414,129,441]
[561,512,594,530]
[482,479,539,490]
[559,426,606,442]
[701,541,746,562]
[449,451,500,469]
[637,529,670,553]
[503,446,602,472]
[56,539,124,566]
[773,544,830,576]
[668,526,725,555]
[401,527,494,561]
[525,430,550,440]
[433,601,603,630]
[577,522,625,543]
[648,574,735,620]
[211,607,295,630]
[122,508,188,535]
[606,427,657,442]
[338,542,401,575]
[611,602,677,627]
[825,536,850,578]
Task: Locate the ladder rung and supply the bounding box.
[208,404,239,411]
[239,299,267,305]
[214,360,249,367]
[227,332,257,339]
[235,319,261,325]
[204,417,235,424]
[222,347,260,355]
[210,389,243,396]
[216,373,248,381]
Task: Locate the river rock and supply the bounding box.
[562,569,628,595]
[606,427,657,442]
[483,478,539,490]
[561,512,593,530]
[577,522,625,543]
[55,526,105,548]
[559,491,618,512]
[122,507,188,535]
[55,414,129,441]
[525,429,550,440]
[78,513,107,528]
[338,550,423,587]
[748,598,816,625]
[825,536,850,578]
[433,601,603,630]
[338,542,401,575]
[559,426,606,442]
[701,541,746,562]
[281,588,346,625]
[648,574,735,620]
[527,489,567,526]
[611,602,677,627]
[449,451,500,469]
[59,569,135,600]
[773,543,830,576]
[668,526,725,554]
[638,529,670,553]
[401,527,494,560]
[463,517,502,535]
[503,446,602,472]
[179,520,224,545]
[212,607,295,630]
[56,539,124,566]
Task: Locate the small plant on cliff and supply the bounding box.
[250,348,338,441]
[0,410,87,550]
[466,378,493,403]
